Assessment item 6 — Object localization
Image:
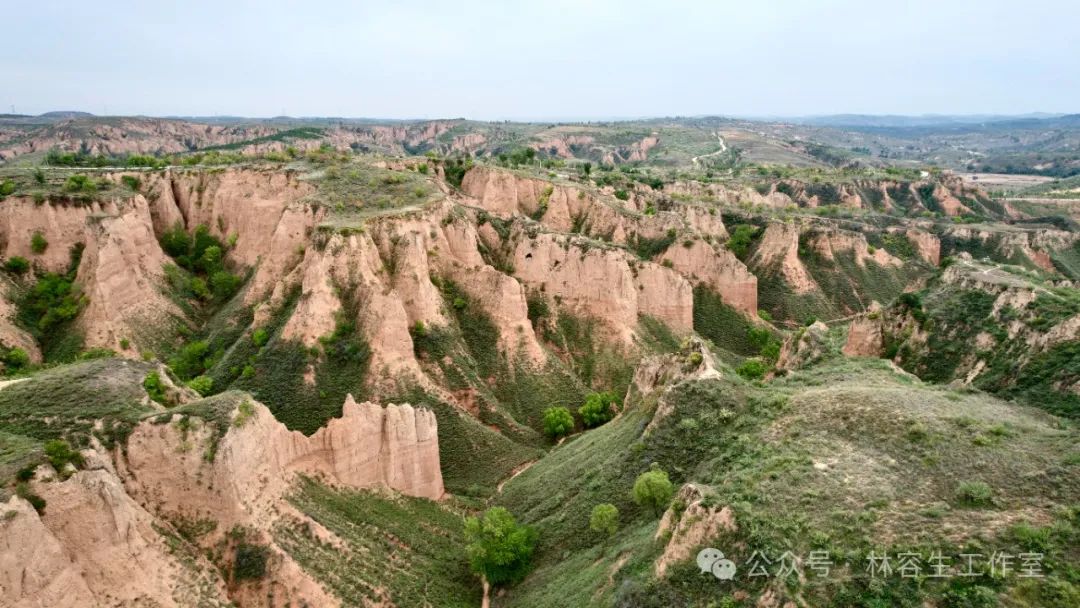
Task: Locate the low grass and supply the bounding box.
[0,358,157,451]
[801,247,930,317]
[754,267,839,325]
[221,287,372,435]
[691,285,764,356]
[304,159,444,229]
[275,477,480,608]
[0,430,41,488]
[497,382,661,561]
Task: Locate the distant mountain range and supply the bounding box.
[784,113,1068,128]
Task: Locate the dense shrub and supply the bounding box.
[64,174,100,193]
[2,347,30,370]
[725,224,760,259]
[233,543,270,580]
[143,371,169,405]
[736,358,768,380]
[159,225,193,258]
[632,465,674,516]
[542,406,575,439]
[169,340,211,380]
[442,157,473,189]
[579,391,620,428]
[955,481,993,507]
[43,439,84,474]
[3,256,30,274]
[15,482,46,514]
[187,375,213,396]
[210,270,242,301]
[159,224,242,304]
[252,328,269,347]
[589,503,619,539]
[22,271,84,333]
[30,232,48,255]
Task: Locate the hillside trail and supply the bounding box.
[0,378,28,391]
[691,132,727,167]
[493,435,569,494]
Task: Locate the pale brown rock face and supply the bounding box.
[2,470,232,608]
[843,302,886,357]
[660,240,758,315]
[654,484,736,578]
[75,196,183,353]
[0,197,112,274]
[750,222,819,294]
[123,397,443,521]
[2,394,441,608]
[512,232,692,344]
[905,228,941,265]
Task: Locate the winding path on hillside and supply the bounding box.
[691,132,728,167]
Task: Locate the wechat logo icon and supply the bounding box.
[697,548,737,581]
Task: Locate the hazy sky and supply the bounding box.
[4,0,1078,119]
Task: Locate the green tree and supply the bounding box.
[464,507,537,587]
[198,245,223,273]
[189,276,211,300]
[169,340,211,380]
[542,406,575,439]
[159,224,193,258]
[210,270,241,301]
[632,464,674,516]
[589,503,619,540]
[252,328,269,347]
[187,375,213,396]
[579,391,620,428]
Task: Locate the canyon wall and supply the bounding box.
[2,393,442,608]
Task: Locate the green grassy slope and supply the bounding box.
[494,357,1080,607]
[276,478,480,608]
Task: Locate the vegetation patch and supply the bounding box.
[692,285,761,356]
[276,477,480,607]
[0,358,156,452]
[16,245,88,361]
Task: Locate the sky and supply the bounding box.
[3,0,1078,120]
